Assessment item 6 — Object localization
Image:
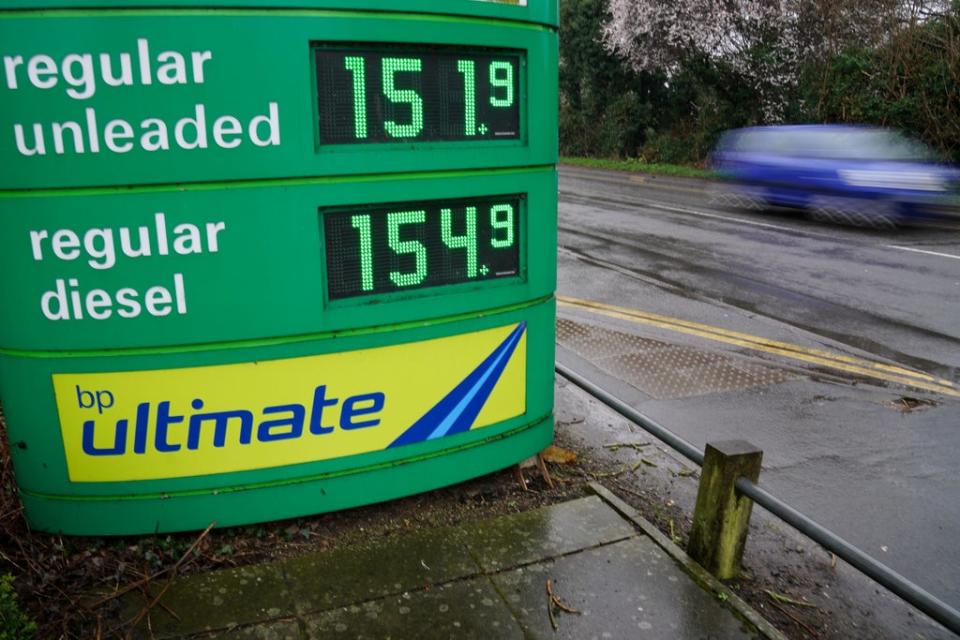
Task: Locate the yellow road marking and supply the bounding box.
[558,296,959,398]
[561,296,941,382]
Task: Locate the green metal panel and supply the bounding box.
[0,2,559,29]
[0,1,558,534]
[0,9,558,189]
[21,415,554,536]
[0,168,557,351]
[0,299,555,534]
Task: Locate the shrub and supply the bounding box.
[0,574,35,640]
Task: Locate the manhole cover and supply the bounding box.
[558,318,791,400]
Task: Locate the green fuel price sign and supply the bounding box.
[0,1,558,536]
[324,195,521,299]
[316,46,521,144]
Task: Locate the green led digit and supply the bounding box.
[490,204,515,248]
[489,61,515,108]
[457,60,476,137]
[441,206,478,278]
[349,214,374,291]
[344,56,368,139]
[382,58,424,138]
[387,210,427,287]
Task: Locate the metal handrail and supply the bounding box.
[556,361,960,636]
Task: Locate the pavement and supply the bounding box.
[556,168,960,615]
[118,486,785,640]
[107,294,957,640]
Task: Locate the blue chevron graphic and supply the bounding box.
[388,322,526,448]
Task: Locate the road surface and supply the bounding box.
[556,164,960,611]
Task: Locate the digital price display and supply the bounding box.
[324,195,522,299]
[315,45,522,144]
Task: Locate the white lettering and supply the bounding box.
[5,42,220,99]
[174,104,207,150]
[156,50,187,85]
[172,223,202,255]
[29,230,48,260]
[104,118,134,153]
[10,103,283,156]
[63,53,95,99]
[145,285,172,316]
[3,55,23,89]
[84,107,100,153]
[84,228,116,269]
[205,221,226,252]
[116,288,141,318]
[249,102,280,147]
[52,229,81,260]
[140,118,170,151]
[100,52,133,87]
[86,289,113,319]
[155,212,169,256]
[27,54,57,89]
[13,123,46,156]
[68,278,83,319]
[29,215,224,270]
[174,273,187,314]
[191,50,212,83]
[41,279,69,321]
[137,38,152,85]
[119,226,152,258]
[212,115,242,149]
[52,121,85,154]
[40,275,188,321]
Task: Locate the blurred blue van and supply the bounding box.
[710,125,959,227]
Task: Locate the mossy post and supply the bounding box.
[687,440,763,580]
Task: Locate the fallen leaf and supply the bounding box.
[541,445,577,465]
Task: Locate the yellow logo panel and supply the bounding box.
[53,323,527,482]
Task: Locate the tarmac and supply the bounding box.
[119,484,786,639]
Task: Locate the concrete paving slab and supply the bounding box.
[286,524,480,615]
[301,579,524,639]
[491,536,761,639]
[120,562,293,639]
[121,493,777,639]
[460,495,636,572]
[197,619,301,639]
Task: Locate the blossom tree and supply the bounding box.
[600,0,943,120]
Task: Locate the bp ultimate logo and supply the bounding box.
[54,323,527,482]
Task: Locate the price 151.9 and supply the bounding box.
[316,48,522,144]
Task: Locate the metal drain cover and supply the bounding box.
[557,318,791,400]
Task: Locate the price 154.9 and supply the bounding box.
[324,196,522,300]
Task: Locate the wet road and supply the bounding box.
[557,165,960,610]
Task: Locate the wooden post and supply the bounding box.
[687,440,763,580]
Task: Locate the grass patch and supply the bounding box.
[561,156,715,179]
